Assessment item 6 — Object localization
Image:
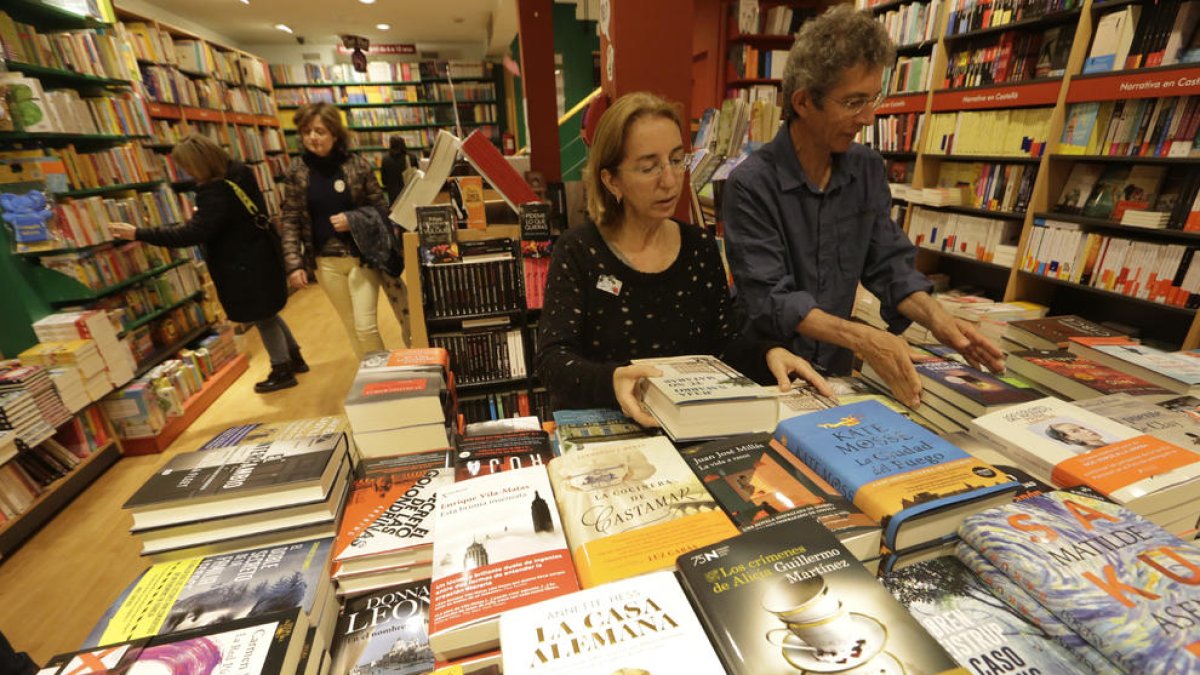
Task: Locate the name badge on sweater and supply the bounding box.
[596,274,622,296]
[334,179,346,193]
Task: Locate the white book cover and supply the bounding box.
[1076,340,1200,386]
[632,355,766,405]
[335,467,452,562]
[499,570,725,674]
[390,130,462,232]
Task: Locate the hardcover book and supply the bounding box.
[546,435,739,587]
[675,517,965,675]
[453,430,554,481]
[198,416,351,450]
[774,400,1019,550]
[343,371,447,435]
[957,491,1200,674]
[954,542,1123,675]
[85,538,334,648]
[679,433,880,561]
[882,556,1087,675]
[499,570,726,674]
[1006,348,1172,400]
[428,465,579,661]
[971,397,1200,520]
[1005,315,1125,350]
[330,579,435,675]
[911,348,1041,416]
[633,354,776,441]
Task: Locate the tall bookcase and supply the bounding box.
[851,0,1200,351]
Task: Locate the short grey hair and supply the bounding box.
[781,4,896,120]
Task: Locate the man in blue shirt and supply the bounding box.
[722,5,1003,408]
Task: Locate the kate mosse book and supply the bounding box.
[330,579,435,675]
[954,542,1123,675]
[46,609,313,675]
[971,397,1200,522]
[546,435,738,588]
[499,570,726,674]
[774,400,1019,550]
[453,429,554,481]
[632,354,776,441]
[958,491,1200,674]
[1068,336,1200,394]
[1005,348,1172,400]
[428,465,579,662]
[882,556,1086,675]
[678,432,880,561]
[123,432,349,530]
[334,467,452,579]
[675,517,965,675]
[1005,315,1125,350]
[84,538,336,649]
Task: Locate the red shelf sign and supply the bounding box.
[183,107,224,122]
[1067,66,1200,103]
[877,92,926,114]
[932,80,1060,111]
[228,112,255,125]
[145,102,181,120]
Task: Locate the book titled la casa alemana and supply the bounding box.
[774,400,1019,550]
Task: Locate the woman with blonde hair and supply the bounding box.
[109,134,303,393]
[279,101,410,358]
[535,92,832,424]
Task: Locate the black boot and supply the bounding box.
[255,363,297,393]
[289,347,309,373]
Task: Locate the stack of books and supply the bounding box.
[1005,347,1171,400]
[0,389,55,451]
[1067,336,1200,395]
[121,430,352,561]
[342,348,454,459]
[17,339,108,405]
[0,365,71,431]
[32,310,136,388]
[1003,313,1125,352]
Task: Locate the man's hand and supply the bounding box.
[108,222,137,240]
[765,347,835,398]
[288,270,308,290]
[930,317,1005,373]
[612,364,663,428]
[858,328,921,408]
[330,213,350,232]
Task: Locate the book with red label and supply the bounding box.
[453,430,554,481]
[343,371,447,435]
[428,465,579,662]
[1004,315,1126,350]
[1068,336,1200,394]
[1005,348,1172,400]
[459,129,538,210]
[359,347,451,379]
[971,397,1200,523]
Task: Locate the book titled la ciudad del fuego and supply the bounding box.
[774,400,1019,550]
[958,491,1200,674]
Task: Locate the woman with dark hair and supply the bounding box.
[109,135,303,393]
[280,102,411,356]
[380,134,416,206]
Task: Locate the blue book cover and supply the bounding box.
[773,400,1018,550]
[959,491,1200,674]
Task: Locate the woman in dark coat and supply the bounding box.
[379,134,415,206]
[109,134,305,393]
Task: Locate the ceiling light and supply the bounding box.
[239,0,249,4]
[376,23,390,30]
[274,23,293,33]
[360,0,376,4]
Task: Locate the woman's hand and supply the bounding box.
[612,364,663,428]
[288,270,309,290]
[108,222,137,241]
[765,347,835,399]
[330,213,350,232]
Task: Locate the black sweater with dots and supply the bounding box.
[535,220,779,411]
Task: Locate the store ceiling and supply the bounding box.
[131,0,517,50]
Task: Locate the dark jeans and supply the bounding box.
[0,631,36,675]
[253,315,300,367]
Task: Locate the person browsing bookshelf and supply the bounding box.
[535,92,833,427]
[108,135,305,394]
[380,135,417,207]
[279,102,411,358]
[721,5,1004,409]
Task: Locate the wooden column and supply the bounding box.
[517,0,563,182]
[599,0,695,128]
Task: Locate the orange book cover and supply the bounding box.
[457,175,486,230]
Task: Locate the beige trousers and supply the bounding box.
[315,256,410,358]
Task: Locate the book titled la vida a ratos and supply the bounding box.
[958,491,1200,674]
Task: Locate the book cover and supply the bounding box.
[198,416,350,450]
[460,129,538,210]
[343,372,446,434]
[1008,349,1172,398]
[1078,393,1200,451]
[882,556,1088,675]
[1006,315,1124,350]
[633,355,776,440]
[416,204,457,247]
[675,517,964,675]
[678,433,880,559]
[1071,337,1200,389]
[519,201,552,240]
[453,430,554,481]
[1113,164,1167,220]
[499,570,726,674]
[957,491,1200,673]
[911,350,1041,412]
[391,130,461,233]
[774,400,1018,550]
[1060,102,1101,154]
[775,385,835,421]
[955,542,1124,675]
[547,435,738,587]
[124,433,347,509]
[1082,165,1131,219]
[635,354,768,404]
[330,579,435,675]
[551,408,649,454]
[1054,165,1106,214]
[428,465,578,660]
[336,467,450,564]
[359,348,451,376]
[85,538,332,647]
[456,175,486,230]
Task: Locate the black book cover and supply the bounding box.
[454,430,552,481]
[330,579,434,675]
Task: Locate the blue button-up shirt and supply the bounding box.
[722,124,932,375]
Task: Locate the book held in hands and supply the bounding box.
[633,354,776,441]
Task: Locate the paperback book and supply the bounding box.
[453,430,554,481]
[678,432,880,561]
[1005,315,1125,351]
[774,400,1019,550]
[551,408,649,455]
[334,467,451,579]
[958,491,1200,674]
[197,416,350,450]
[330,579,435,675]
[547,435,738,587]
[1068,336,1200,394]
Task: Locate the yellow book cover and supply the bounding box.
[547,436,738,588]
